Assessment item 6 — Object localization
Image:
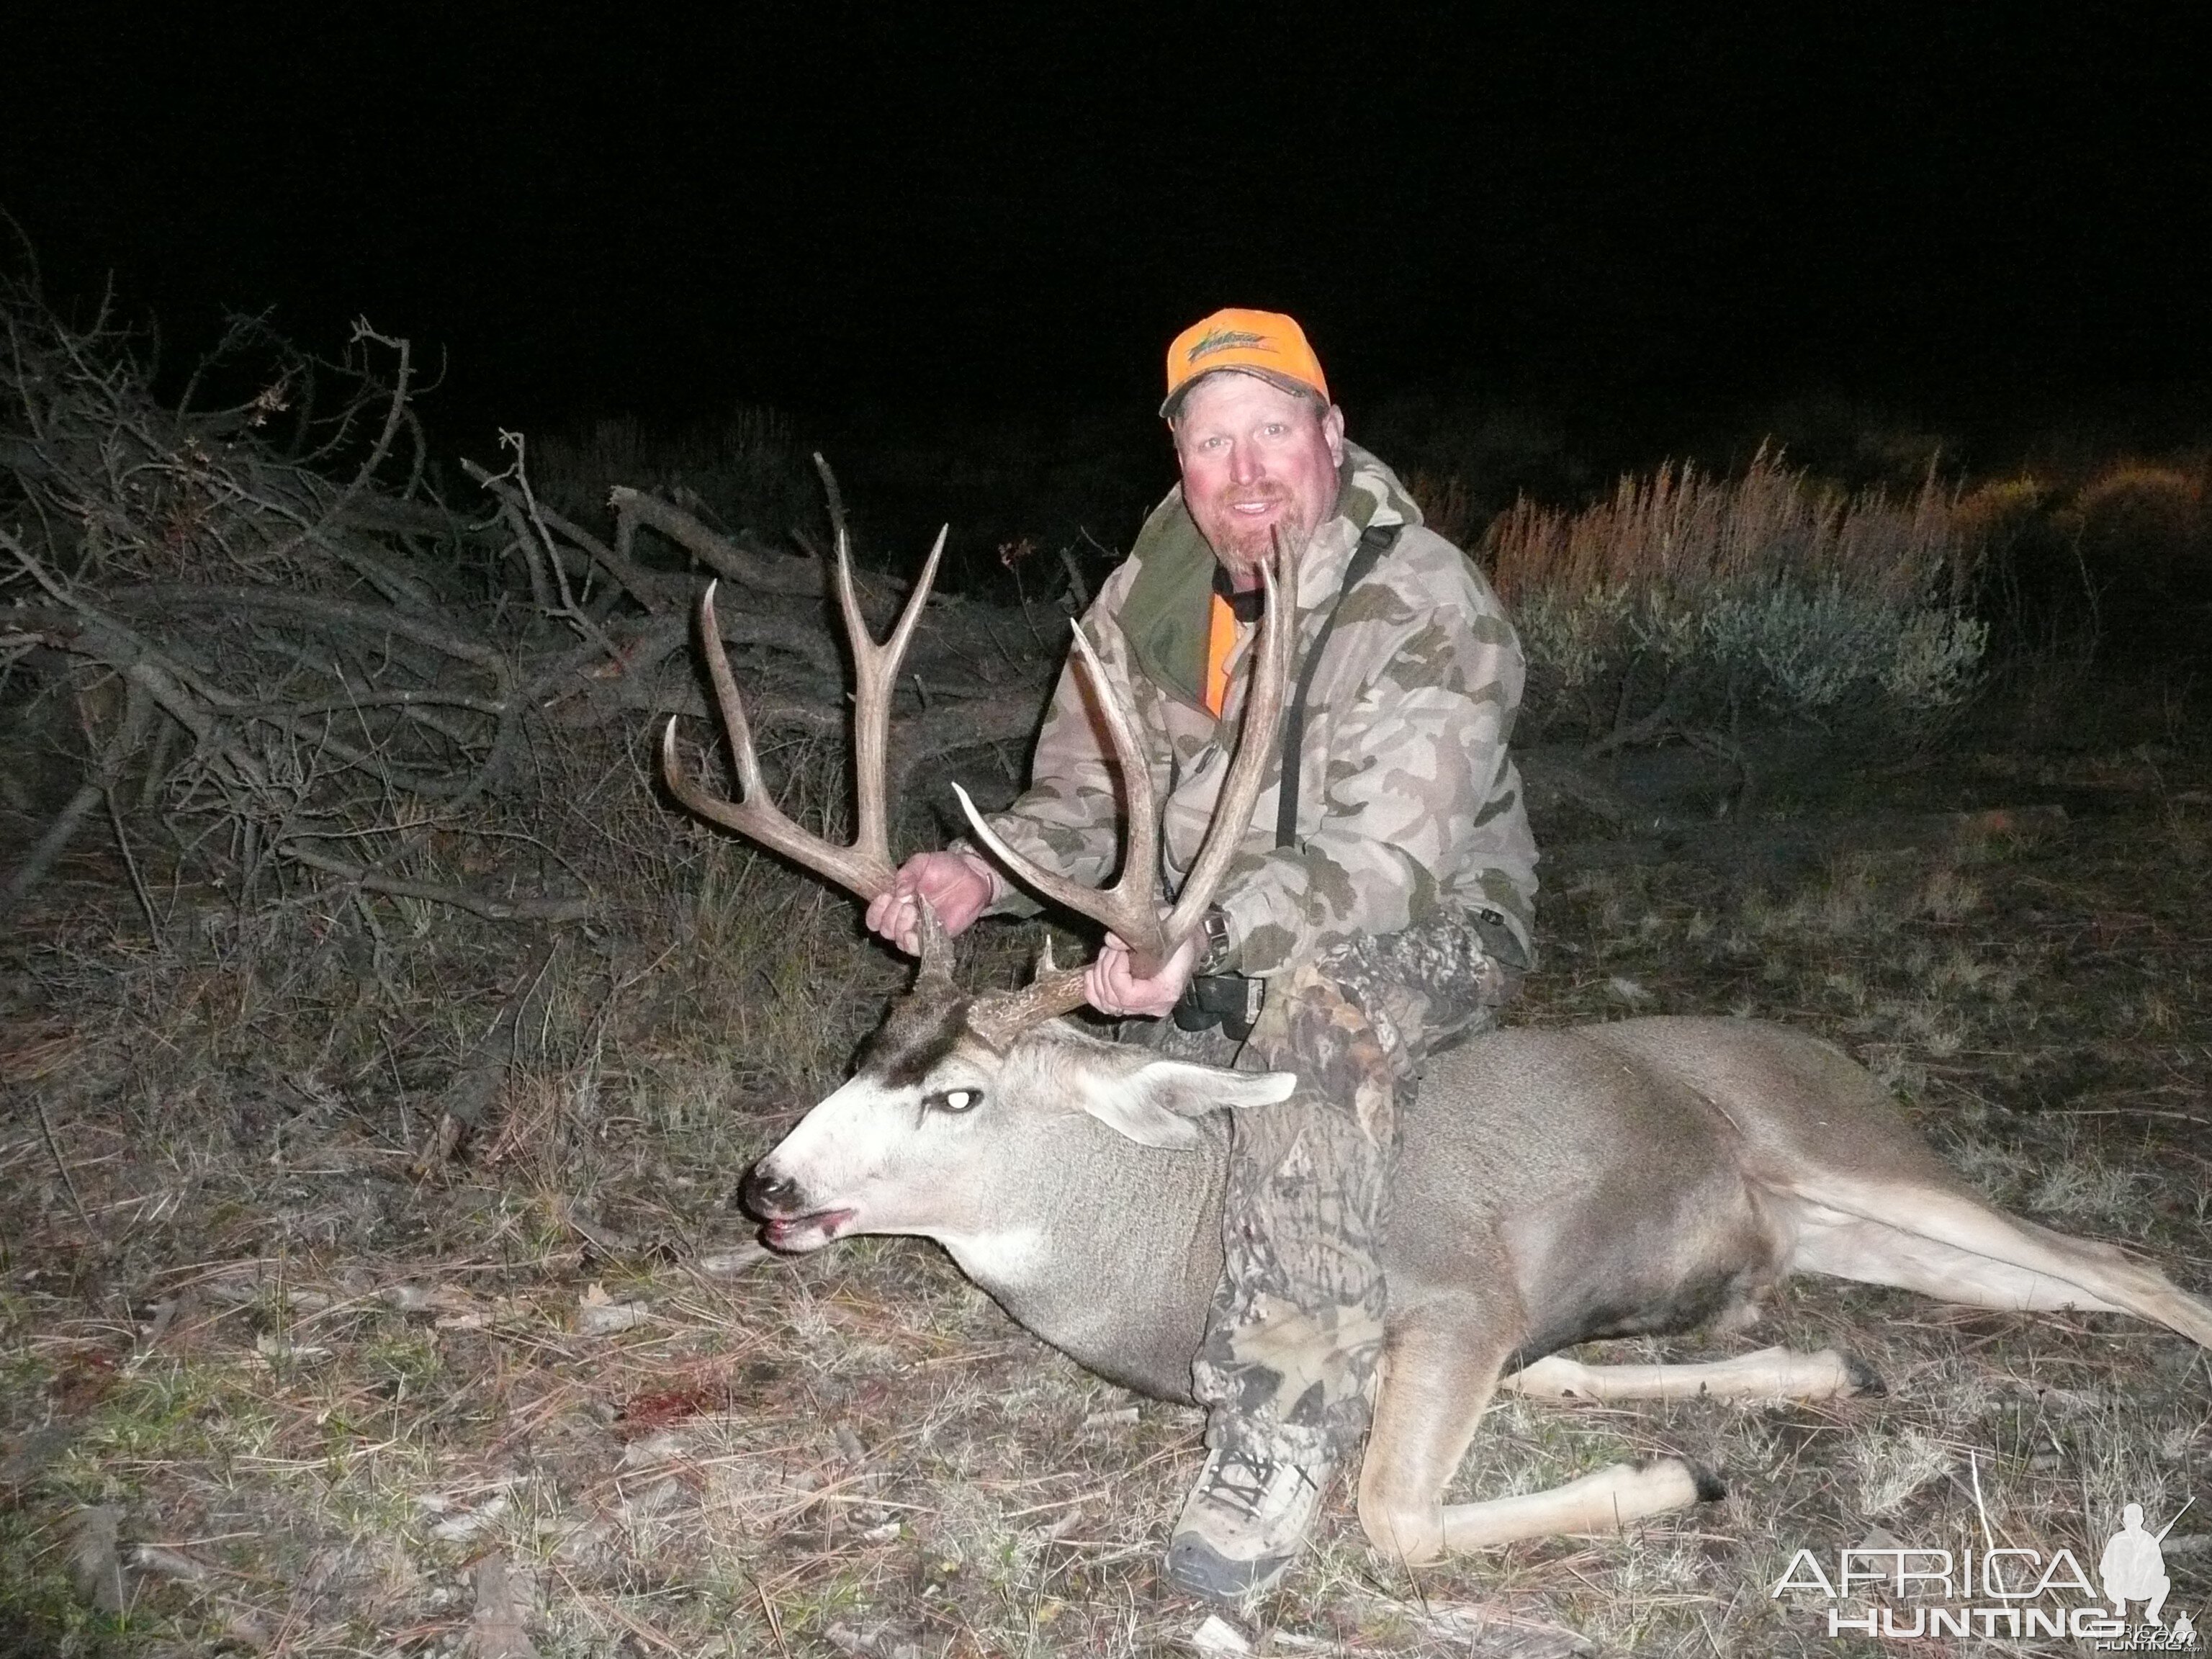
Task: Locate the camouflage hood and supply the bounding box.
[1118,443,1424,711]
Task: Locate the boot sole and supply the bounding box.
[1164,1531,1294,1601]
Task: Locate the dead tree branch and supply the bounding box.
[277,843,592,923]
[1,274,1064,956]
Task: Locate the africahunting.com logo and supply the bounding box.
[1772,1475,2198,1647]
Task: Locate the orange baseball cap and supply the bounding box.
[1161,307,1330,418]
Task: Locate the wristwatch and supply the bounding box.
[1196,904,1236,975]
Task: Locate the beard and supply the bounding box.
[1193,482,1318,577]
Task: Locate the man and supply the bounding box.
[866,308,1538,1598]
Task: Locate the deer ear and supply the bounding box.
[1074,1059,1298,1150]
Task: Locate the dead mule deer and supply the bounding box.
[662,526,2212,1573]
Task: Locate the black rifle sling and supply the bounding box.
[1273,521,1400,850]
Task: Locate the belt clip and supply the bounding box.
[1172,974,1264,1042]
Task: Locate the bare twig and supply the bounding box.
[1,781,105,920]
[612,486,884,599]
[277,842,593,923]
[0,657,156,920]
[104,782,163,946]
[493,429,621,659]
[464,457,665,612]
[35,1095,91,1232]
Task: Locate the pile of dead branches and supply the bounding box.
[0,276,1053,936]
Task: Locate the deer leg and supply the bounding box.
[1781,1181,2212,1349]
[1361,1299,1727,1566]
[1357,1299,1519,1566]
[1503,1345,1879,1403]
[1436,1460,1722,1554]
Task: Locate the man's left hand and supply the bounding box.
[1086,930,1201,1019]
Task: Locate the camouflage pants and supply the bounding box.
[1152,907,1522,1463]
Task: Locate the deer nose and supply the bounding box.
[741,1163,803,1218]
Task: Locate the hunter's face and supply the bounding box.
[1172,372,1345,584]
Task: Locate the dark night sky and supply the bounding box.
[6,6,2208,444]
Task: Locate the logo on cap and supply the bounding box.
[1187,328,1270,364]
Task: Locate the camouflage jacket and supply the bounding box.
[976,443,1537,977]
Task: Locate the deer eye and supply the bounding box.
[926,1087,981,1115]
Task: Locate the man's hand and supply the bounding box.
[1086,930,1200,1020]
[866,850,999,955]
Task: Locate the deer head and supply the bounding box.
[661,476,1295,1253]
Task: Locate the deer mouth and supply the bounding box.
[760,1208,857,1251]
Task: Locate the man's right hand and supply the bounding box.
[866,850,1000,955]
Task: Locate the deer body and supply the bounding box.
[744,1005,2212,1563]
[804,1017,1819,1400]
[935,1101,1228,1401]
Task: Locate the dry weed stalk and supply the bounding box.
[1483,441,1972,610]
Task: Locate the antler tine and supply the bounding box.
[911,891,957,984]
[663,582,893,898]
[1160,551,1292,948]
[952,619,1174,972]
[814,451,947,878]
[964,963,1097,1051]
[961,551,1289,1048]
[966,935,1092,1051]
[835,518,947,877]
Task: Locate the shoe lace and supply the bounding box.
[1208,1449,1313,1519]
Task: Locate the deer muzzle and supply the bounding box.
[740,1161,856,1252]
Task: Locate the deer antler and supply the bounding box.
[662,462,946,935]
[958,549,1293,1043]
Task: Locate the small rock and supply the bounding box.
[469,1552,538,1658]
[575,1299,648,1335]
[696,1244,771,1276]
[429,1493,509,1542]
[1190,1613,1252,1654]
[619,1431,689,1467]
[134,1542,208,1581]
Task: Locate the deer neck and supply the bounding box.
[930,1110,1230,1403]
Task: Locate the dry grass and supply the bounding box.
[1479,444,1972,611]
[2072,460,2211,606]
